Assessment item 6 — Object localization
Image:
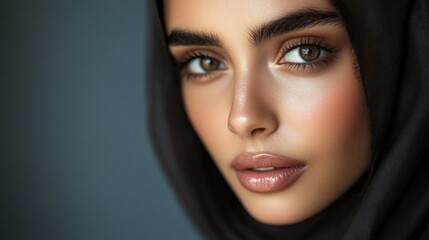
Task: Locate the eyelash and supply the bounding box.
[278,37,339,71]
[177,51,222,81]
[176,37,339,81]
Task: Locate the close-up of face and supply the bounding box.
[164,0,372,225]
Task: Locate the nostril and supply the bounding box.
[250,128,266,136]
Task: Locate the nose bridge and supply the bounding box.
[227,67,278,138]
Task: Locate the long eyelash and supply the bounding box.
[281,37,336,53]
[183,71,215,81]
[176,51,211,70]
[175,51,221,81]
[286,54,338,71]
[279,37,339,71]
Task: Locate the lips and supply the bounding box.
[231,152,306,193]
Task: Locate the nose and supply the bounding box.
[227,71,279,138]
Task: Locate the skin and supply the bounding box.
[164,0,371,225]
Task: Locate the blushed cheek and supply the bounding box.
[308,78,369,156]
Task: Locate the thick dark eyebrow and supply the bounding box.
[167,8,339,48]
[250,9,340,45]
[168,29,223,47]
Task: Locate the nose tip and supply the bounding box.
[227,106,278,138]
[227,69,279,139]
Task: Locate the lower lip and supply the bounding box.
[235,166,306,193]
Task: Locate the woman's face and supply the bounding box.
[165,0,371,225]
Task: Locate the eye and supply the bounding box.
[186,56,227,75]
[282,44,326,63]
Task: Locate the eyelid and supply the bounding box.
[173,48,227,68]
[276,36,335,62]
[275,36,339,71]
[174,49,229,82]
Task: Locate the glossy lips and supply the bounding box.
[232,153,306,193]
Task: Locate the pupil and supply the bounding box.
[200,57,219,71]
[299,45,320,62]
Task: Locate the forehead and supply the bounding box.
[163,0,336,33]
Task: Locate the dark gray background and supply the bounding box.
[1,0,201,239]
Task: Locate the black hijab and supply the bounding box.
[147,0,429,239]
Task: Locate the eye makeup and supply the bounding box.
[171,27,344,82]
[175,50,228,82]
[277,36,340,72]
[174,37,341,82]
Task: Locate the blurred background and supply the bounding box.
[1,0,201,239]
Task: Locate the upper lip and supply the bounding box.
[231,152,306,171]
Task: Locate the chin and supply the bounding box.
[246,206,314,225]
[238,194,320,225]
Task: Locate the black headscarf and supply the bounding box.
[147,0,429,239]
[334,0,429,239]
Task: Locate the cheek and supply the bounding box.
[284,62,369,159]
[294,72,371,181]
[182,81,233,159]
[314,81,367,146]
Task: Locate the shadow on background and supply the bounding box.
[1,0,200,239]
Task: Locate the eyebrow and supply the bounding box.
[167,8,340,47]
[250,9,340,44]
[168,29,223,47]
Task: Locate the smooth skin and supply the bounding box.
[165,0,371,225]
